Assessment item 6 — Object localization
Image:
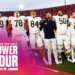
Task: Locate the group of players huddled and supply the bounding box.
[0,10,75,66]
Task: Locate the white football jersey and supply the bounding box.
[10,16,26,31]
[8,16,14,22]
[69,18,75,35]
[55,15,68,35]
[0,17,8,35]
[26,16,41,35]
[53,15,58,19]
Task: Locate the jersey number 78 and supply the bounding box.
[14,20,23,27]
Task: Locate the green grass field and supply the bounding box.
[36,51,75,74]
[52,56,75,74]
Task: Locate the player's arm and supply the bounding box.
[54,30,56,34]
[52,19,56,22]
[6,20,11,34]
[67,19,71,27]
[6,21,12,31]
[39,21,44,25]
[39,21,41,25]
[40,22,43,31]
[67,22,71,27]
[40,19,45,31]
[25,19,29,30]
[6,20,8,28]
[39,18,45,26]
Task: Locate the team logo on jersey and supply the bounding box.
[45,22,47,25]
[74,53,75,57]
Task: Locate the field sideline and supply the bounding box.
[35,51,75,74]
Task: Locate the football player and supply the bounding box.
[7,11,29,60]
[8,16,13,42]
[67,14,73,38]
[52,11,71,64]
[25,11,48,65]
[0,13,9,42]
[40,19,45,47]
[68,12,75,62]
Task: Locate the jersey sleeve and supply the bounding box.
[8,17,12,22]
[39,17,42,21]
[24,16,26,20]
[56,16,58,22]
[25,17,30,24]
[66,15,68,19]
[3,17,8,21]
[5,17,8,21]
[38,17,42,23]
[22,16,26,21]
[53,15,57,19]
[68,19,72,23]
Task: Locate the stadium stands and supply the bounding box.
[1,4,75,18]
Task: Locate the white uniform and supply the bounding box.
[39,18,45,43]
[9,16,28,51]
[69,18,75,46]
[39,18,45,45]
[67,27,71,38]
[0,17,9,42]
[9,16,14,21]
[55,15,70,53]
[26,16,43,49]
[53,15,58,43]
[40,28,44,42]
[69,18,75,61]
[20,16,29,42]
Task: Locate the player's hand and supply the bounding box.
[52,19,56,22]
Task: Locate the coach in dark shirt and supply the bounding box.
[40,13,59,65]
[40,18,56,39]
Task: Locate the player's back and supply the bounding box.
[56,15,68,35]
